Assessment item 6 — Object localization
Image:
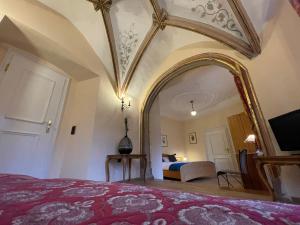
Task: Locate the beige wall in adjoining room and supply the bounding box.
[160,116,186,159]
[183,100,244,162]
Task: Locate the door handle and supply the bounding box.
[46,120,52,133]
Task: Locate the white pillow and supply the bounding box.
[163,157,169,162]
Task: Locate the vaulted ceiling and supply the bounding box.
[86,0,261,96]
[1,0,275,98]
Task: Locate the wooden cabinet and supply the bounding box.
[227,112,256,153]
[228,112,267,191]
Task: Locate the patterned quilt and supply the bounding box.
[0,174,300,225]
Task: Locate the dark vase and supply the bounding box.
[118,117,133,154]
[118,135,133,154]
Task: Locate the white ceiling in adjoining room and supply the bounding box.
[158,65,242,121]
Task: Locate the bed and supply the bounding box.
[162,154,216,182]
[1,174,300,225]
[0,174,300,224]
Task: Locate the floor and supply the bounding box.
[126,177,271,201]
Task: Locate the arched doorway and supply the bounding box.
[140,53,275,177]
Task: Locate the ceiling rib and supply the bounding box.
[227,0,261,55]
[149,0,163,22]
[121,2,168,94]
[165,15,253,58]
[121,23,160,94]
[88,0,120,90]
[87,0,261,96]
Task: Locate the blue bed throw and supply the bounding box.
[169,162,187,171]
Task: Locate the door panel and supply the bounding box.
[205,127,237,172]
[0,50,68,178]
[6,70,55,123]
[209,132,229,155]
[0,131,39,174]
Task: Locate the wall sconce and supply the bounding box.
[121,95,131,112]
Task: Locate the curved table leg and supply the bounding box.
[105,158,111,182]
[122,157,127,181]
[128,158,132,181]
[256,162,275,201]
[143,157,147,182]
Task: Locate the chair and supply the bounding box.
[217,149,247,188]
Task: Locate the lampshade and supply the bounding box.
[190,100,197,116]
[191,110,197,116]
[244,134,256,143]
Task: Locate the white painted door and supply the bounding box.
[0,50,68,178]
[205,127,237,172]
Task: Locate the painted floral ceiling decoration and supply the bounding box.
[118,24,139,80]
[190,0,244,38]
[87,0,260,96]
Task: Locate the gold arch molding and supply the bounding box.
[87,0,261,96]
[140,53,275,177]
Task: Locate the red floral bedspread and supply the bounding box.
[0,174,300,225]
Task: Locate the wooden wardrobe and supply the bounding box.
[228,112,267,191]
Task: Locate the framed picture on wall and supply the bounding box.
[161,135,168,147]
[189,132,197,144]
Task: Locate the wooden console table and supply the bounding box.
[105,154,147,182]
[255,155,300,201]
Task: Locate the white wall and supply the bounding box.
[57,78,99,179]
[0,0,106,80]
[183,98,244,162]
[52,71,140,182]
[160,116,186,158]
[49,78,78,178]
[149,98,163,179]
[87,73,140,182]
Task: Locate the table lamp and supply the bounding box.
[244,134,264,156]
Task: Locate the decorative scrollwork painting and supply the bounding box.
[164,0,248,42]
[118,24,139,81]
[191,0,243,38]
